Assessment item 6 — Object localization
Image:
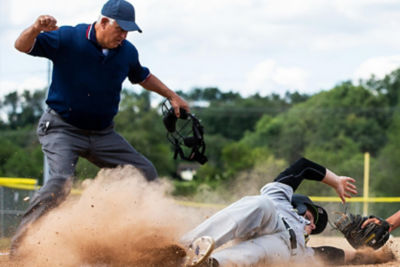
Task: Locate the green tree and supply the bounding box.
[241,82,390,163]
[374,100,400,196]
[1,89,46,129]
[3,92,19,129]
[18,89,46,126]
[0,137,20,176]
[2,146,43,179]
[114,89,175,177]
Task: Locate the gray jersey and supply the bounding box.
[260,181,315,258]
[182,181,315,266]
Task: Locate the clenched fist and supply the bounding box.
[33,15,59,32]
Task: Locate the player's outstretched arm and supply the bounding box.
[321,169,357,203]
[15,15,59,53]
[362,209,400,232]
[386,210,400,231]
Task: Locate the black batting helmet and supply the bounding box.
[291,194,328,235]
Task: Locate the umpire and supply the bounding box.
[11,0,188,253]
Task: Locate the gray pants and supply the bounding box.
[11,109,157,253]
[182,195,291,266]
[39,108,157,181]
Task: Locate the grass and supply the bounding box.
[0,238,10,251]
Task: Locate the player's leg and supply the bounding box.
[185,236,216,267]
[182,195,284,248]
[88,128,158,181]
[211,232,291,266]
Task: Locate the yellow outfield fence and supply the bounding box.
[310,196,400,203]
[0,178,38,191]
[0,178,85,194]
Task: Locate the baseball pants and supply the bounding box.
[182,195,292,266]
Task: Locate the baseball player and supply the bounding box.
[182,157,359,266]
[11,0,188,254]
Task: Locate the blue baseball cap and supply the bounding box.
[101,0,142,32]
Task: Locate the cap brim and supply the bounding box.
[116,19,142,32]
[296,203,308,215]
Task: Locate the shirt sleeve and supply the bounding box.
[260,182,293,203]
[273,157,326,191]
[128,60,150,84]
[28,30,60,60]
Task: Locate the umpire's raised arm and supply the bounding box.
[15,15,59,53]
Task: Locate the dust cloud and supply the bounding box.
[189,157,287,204]
[347,246,395,265]
[8,166,202,266]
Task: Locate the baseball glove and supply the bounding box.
[334,213,390,250]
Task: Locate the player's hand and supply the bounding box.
[33,15,59,33]
[335,176,357,203]
[335,213,391,250]
[361,217,382,229]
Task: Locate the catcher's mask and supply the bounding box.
[162,100,208,165]
[291,194,328,235]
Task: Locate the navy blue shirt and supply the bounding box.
[29,23,150,130]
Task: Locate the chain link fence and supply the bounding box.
[0,187,33,238]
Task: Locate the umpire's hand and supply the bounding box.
[33,15,59,33]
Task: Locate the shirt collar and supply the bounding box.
[86,22,100,46]
[85,22,124,50]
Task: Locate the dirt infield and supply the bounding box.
[1,237,399,266]
[0,166,399,266]
[309,236,399,267]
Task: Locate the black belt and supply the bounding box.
[282,218,297,250]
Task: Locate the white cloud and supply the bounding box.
[261,0,322,19]
[245,60,309,96]
[332,0,400,20]
[312,33,364,51]
[353,55,400,80]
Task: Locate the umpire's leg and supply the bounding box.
[87,127,158,181]
[11,110,87,254]
[10,178,72,254]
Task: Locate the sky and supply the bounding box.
[1,0,400,99]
